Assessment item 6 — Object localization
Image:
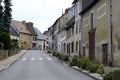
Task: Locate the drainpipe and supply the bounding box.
[109,0,113,67]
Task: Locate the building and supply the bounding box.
[80,0,120,67]
[12,20,32,49]
[34,28,49,50]
[10,22,20,42]
[25,22,38,49]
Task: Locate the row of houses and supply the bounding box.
[44,0,120,67]
[10,20,49,50]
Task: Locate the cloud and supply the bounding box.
[32,18,51,33]
[12,0,73,33]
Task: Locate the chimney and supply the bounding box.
[22,21,26,26]
[65,8,70,13]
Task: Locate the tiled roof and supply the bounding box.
[10,22,20,36]
[34,28,48,40]
[12,20,31,34]
[26,22,38,36]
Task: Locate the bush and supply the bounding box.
[56,52,60,57]
[0,32,11,50]
[52,51,56,56]
[112,68,120,80]
[77,59,81,68]
[88,63,99,73]
[63,54,69,61]
[103,72,112,80]
[48,50,51,53]
[97,64,104,76]
[70,57,78,66]
[80,58,91,70]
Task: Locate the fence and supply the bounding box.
[0,49,20,60]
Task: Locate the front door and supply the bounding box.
[102,44,108,65]
[88,28,96,61]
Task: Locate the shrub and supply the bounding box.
[69,57,78,66]
[80,58,91,70]
[103,72,112,80]
[48,50,51,53]
[97,64,104,76]
[56,52,60,57]
[0,32,11,50]
[52,51,56,56]
[88,63,99,73]
[112,68,120,80]
[77,58,82,68]
[63,54,69,61]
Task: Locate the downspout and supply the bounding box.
[109,0,113,66]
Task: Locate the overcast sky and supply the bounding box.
[12,0,73,33]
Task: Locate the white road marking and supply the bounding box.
[47,58,52,61]
[31,58,35,60]
[39,58,43,60]
[23,58,27,61]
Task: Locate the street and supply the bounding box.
[0,50,94,80]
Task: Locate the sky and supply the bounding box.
[12,0,73,33]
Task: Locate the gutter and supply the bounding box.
[109,0,113,66]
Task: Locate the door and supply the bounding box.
[83,47,85,57]
[102,44,108,65]
[88,28,96,61]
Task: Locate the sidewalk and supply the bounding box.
[0,50,27,71]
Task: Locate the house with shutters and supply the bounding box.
[80,0,120,67]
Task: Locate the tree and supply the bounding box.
[3,0,12,33]
[0,0,3,33]
[0,32,11,50]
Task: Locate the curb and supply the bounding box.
[47,52,102,80]
[0,50,28,72]
[71,67,100,80]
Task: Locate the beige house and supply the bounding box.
[12,20,32,49]
[81,0,120,67]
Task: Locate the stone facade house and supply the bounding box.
[34,28,49,50]
[25,22,37,49]
[12,20,32,49]
[10,22,20,42]
[81,0,120,67]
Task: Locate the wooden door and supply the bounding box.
[88,28,96,61]
[102,44,108,65]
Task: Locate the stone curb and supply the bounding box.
[71,66,102,80]
[0,50,28,72]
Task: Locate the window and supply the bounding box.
[76,41,78,51]
[71,42,74,53]
[91,13,94,29]
[76,22,78,34]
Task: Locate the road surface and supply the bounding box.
[0,50,94,80]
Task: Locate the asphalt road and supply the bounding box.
[0,50,94,80]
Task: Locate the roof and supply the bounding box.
[12,20,31,34]
[72,0,79,4]
[26,22,38,36]
[80,0,99,15]
[34,28,48,40]
[10,23,20,36]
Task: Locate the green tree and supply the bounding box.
[0,32,11,50]
[3,0,12,33]
[0,0,3,33]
